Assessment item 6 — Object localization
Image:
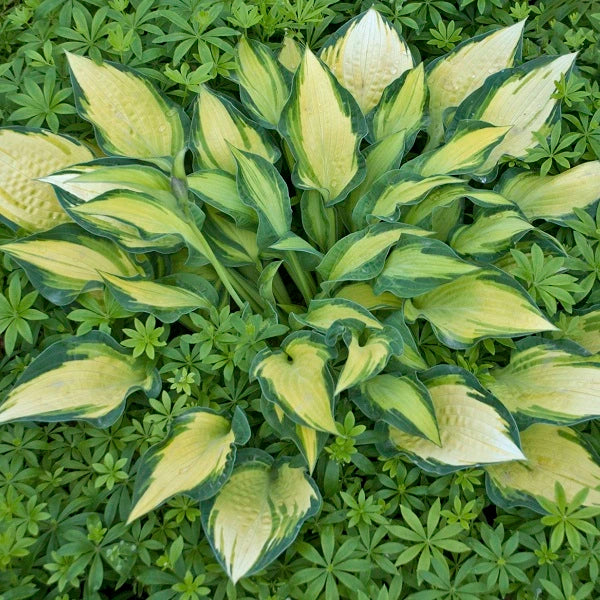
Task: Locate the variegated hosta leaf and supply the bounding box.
[0,332,160,426]
[374,234,478,298]
[257,260,283,317]
[403,187,514,242]
[66,194,242,310]
[203,208,261,267]
[62,189,199,254]
[201,450,321,583]
[292,298,383,335]
[353,173,463,227]
[267,232,323,285]
[486,424,600,509]
[564,307,600,354]
[260,397,327,473]
[317,223,430,287]
[335,327,402,394]
[426,22,525,147]
[251,332,337,434]
[497,161,600,223]
[268,231,322,261]
[345,129,406,221]
[232,148,291,247]
[334,282,404,312]
[188,169,257,227]
[278,35,303,72]
[402,184,466,231]
[351,374,440,444]
[377,367,524,473]
[451,53,577,174]
[223,268,264,314]
[0,127,93,232]
[100,272,217,323]
[384,312,428,371]
[168,250,216,282]
[301,190,338,253]
[460,188,516,208]
[404,268,556,349]
[370,63,426,144]
[401,120,510,177]
[191,85,279,174]
[363,129,407,183]
[487,338,600,426]
[235,37,289,128]
[320,8,413,114]
[279,47,367,205]
[294,425,323,475]
[403,186,516,235]
[361,181,513,231]
[66,53,187,159]
[431,197,463,242]
[450,209,533,258]
[42,160,171,203]
[128,408,250,522]
[1,224,146,305]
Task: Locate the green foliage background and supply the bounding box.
[1,0,600,599]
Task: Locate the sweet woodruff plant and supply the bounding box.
[1,8,600,583]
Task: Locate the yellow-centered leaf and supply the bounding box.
[67,52,186,159]
[251,332,337,434]
[128,408,250,522]
[0,127,93,232]
[279,48,367,205]
[202,451,320,583]
[0,332,159,426]
[320,8,413,113]
[486,424,600,508]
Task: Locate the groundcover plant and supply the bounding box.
[1,5,600,586]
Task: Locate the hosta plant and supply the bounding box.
[1,8,600,583]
